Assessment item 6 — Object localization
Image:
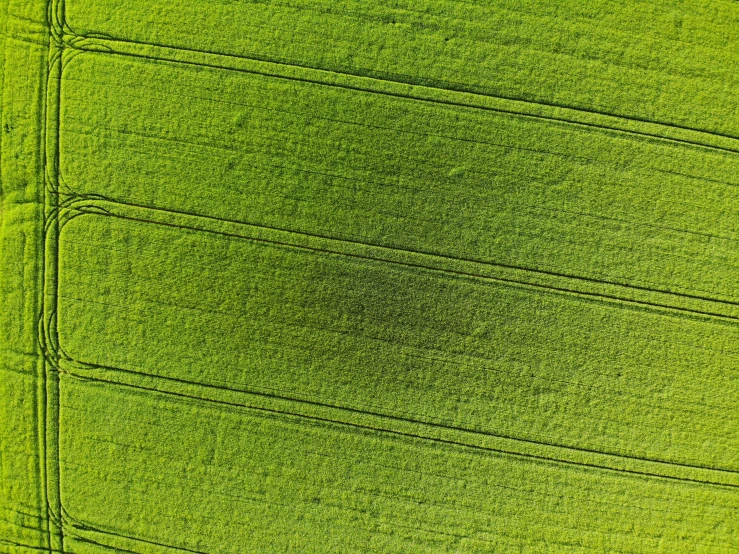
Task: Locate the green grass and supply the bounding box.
[58,378,739,553]
[58,212,739,472]
[59,52,739,304]
[64,0,739,138]
[2,0,739,552]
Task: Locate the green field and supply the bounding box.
[2,0,739,552]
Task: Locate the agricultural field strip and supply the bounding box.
[57,375,739,554]
[57,0,739,142]
[53,208,739,428]
[59,32,739,157]
[56,363,739,491]
[56,50,739,313]
[54,374,739,553]
[54,206,739,470]
[46,200,739,489]
[51,198,739,324]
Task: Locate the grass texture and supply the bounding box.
[2,0,739,552]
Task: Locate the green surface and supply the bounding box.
[65,0,739,137]
[0,0,49,551]
[2,0,739,552]
[58,212,739,472]
[58,378,739,553]
[59,52,739,303]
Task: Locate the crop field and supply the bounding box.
[1,0,739,552]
